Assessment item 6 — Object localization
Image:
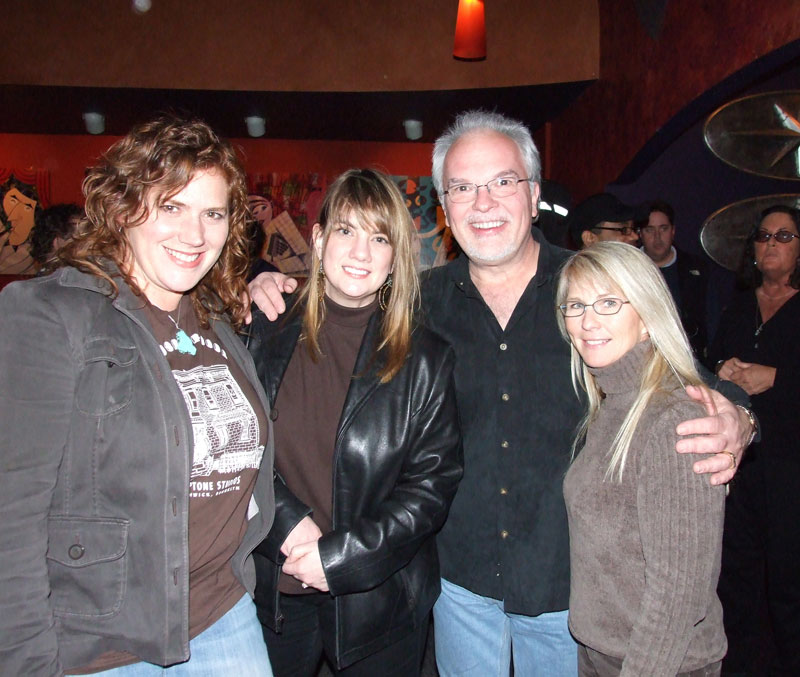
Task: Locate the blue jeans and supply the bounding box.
[433,579,577,676]
[96,594,273,676]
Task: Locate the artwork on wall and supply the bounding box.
[247,172,326,275]
[247,172,452,276]
[394,175,454,269]
[0,169,50,275]
[704,91,800,180]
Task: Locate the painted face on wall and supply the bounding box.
[441,130,539,270]
[563,278,647,369]
[248,195,273,230]
[3,187,38,246]
[125,168,230,310]
[313,212,394,308]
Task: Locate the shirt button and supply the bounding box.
[501,393,510,402]
[500,530,509,539]
[501,440,509,448]
[500,487,508,495]
[499,342,507,351]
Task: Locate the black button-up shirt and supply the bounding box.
[420,229,584,616]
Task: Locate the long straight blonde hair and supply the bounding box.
[555,242,710,481]
[296,168,420,383]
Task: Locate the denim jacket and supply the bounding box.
[0,267,275,676]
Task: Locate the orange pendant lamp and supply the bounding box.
[453,0,486,60]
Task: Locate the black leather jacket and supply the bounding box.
[245,303,463,669]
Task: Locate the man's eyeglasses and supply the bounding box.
[754,229,800,244]
[558,297,631,317]
[593,225,636,236]
[443,176,532,203]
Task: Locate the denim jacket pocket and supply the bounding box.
[46,516,129,618]
[75,339,138,416]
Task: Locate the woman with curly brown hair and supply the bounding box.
[0,115,275,675]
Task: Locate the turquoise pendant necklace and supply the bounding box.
[167,298,197,355]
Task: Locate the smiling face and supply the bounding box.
[442,130,540,270]
[125,168,230,310]
[313,212,394,308]
[754,210,800,282]
[563,278,647,369]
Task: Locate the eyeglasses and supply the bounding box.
[637,224,672,236]
[754,229,800,243]
[443,176,532,203]
[558,297,631,317]
[593,225,636,236]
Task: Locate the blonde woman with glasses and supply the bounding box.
[556,242,726,676]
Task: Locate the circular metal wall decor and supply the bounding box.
[701,194,800,271]
[704,91,800,180]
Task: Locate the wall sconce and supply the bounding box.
[83,112,105,135]
[245,116,266,138]
[403,119,423,141]
[453,0,486,60]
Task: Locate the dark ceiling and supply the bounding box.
[0,81,593,142]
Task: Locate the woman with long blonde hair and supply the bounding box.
[556,242,726,676]
[246,168,462,677]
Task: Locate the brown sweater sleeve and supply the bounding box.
[621,400,726,676]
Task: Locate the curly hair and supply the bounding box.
[58,114,251,327]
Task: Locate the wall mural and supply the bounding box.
[0,169,50,276]
[247,172,452,275]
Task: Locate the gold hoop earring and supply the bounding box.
[378,274,392,312]
[317,264,326,297]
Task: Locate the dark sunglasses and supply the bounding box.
[754,229,800,243]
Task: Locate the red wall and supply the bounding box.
[549,0,800,199]
[0,134,434,206]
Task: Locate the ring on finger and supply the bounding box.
[723,450,736,470]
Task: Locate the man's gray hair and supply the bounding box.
[431,110,541,195]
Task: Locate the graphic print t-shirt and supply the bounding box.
[145,301,267,637]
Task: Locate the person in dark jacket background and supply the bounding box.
[247,168,463,677]
[638,199,709,359]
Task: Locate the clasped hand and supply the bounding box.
[280,516,329,592]
[717,357,775,396]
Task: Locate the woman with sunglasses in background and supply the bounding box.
[709,205,800,675]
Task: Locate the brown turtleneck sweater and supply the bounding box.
[273,296,377,594]
[563,340,727,676]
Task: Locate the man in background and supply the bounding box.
[639,199,708,358]
[566,192,639,248]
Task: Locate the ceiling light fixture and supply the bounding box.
[403,119,423,141]
[245,116,266,138]
[83,112,105,135]
[132,0,152,14]
[453,0,486,61]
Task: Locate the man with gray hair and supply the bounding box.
[248,111,752,675]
